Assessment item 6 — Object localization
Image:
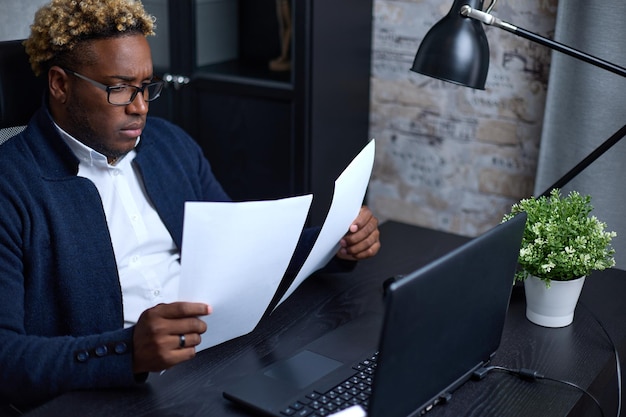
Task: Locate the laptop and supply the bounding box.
[223,213,526,417]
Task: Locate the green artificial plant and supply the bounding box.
[502,189,616,285]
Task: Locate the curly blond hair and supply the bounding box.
[24,0,156,76]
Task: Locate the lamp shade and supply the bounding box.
[411,0,490,89]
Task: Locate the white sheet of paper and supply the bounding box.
[178,195,312,351]
[329,406,366,417]
[276,139,376,306]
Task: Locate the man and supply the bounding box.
[0,0,380,409]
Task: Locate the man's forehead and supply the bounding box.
[81,35,153,77]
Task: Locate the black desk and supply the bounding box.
[19,221,626,417]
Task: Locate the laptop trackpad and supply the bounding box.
[264,350,343,389]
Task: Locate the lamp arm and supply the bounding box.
[461,6,626,79]
[461,5,626,197]
[537,123,626,197]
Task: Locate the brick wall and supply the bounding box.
[368,0,558,236]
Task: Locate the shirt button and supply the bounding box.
[76,350,90,362]
[153,289,161,297]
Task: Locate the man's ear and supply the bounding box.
[48,66,69,104]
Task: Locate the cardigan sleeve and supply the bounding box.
[0,121,142,407]
[0,185,140,407]
[0,327,139,407]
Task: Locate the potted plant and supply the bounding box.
[502,189,616,327]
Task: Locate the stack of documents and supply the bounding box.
[179,139,376,351]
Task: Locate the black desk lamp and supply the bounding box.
[411,0,626,197]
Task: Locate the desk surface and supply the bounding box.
[18,221,626,417]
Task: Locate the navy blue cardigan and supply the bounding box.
[0,106,320,406]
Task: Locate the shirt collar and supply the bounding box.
[54,122,140,167]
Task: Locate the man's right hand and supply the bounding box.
[132,302,211,374]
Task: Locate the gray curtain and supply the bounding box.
[534,1,626,269]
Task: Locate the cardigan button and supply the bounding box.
[114,342,128,354]
[95,345,109,357]
[76,350,90,363]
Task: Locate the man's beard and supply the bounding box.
[65,99,131,162]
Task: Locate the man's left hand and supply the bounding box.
[336,206,380,261]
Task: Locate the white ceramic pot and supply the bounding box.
[523,275,586,328]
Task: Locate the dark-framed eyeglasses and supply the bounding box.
[63,68,165,106]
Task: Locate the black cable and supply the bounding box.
[472,301,622,417]
[474,365,605,417]
[578,301,622,417]
[8,404,23,416]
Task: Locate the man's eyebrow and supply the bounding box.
[109,74,155,83]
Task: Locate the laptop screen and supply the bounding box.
[368,213,526,417]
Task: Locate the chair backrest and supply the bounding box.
[0,39,47,144]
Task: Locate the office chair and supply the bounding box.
[0,39,47,144]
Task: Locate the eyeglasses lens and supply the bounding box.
[108,82,164,105]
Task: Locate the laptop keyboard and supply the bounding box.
[280,352,378,416]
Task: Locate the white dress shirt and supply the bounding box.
[57,126,181,328]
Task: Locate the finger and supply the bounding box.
[349,207,373,231]
[134,310,208,345]
[159,346,199,369]
[164,333,203,365]
[169,316,208,336]
[157,302,211,319]
[338,238,381,260]
[342,215,379,247]
[339,228,381,260]
[174,332,202,349]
